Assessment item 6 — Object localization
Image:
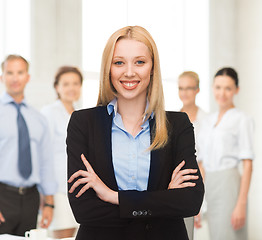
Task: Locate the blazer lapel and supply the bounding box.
[93,107,118,191]
[147,118,163,191]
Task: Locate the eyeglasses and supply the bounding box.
[178,87,198,91]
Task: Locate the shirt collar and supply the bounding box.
[107,98,117,116]
[0,92,28,107]
[107,97,154,120]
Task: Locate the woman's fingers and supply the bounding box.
[171,160,185,180]
[194,214,202,228]
[81,154,94,173]
[231,216,245,230]
[175,174,199,185]
[68,169,89,183]
[75,183,91,198]
[173,168,198,183]
[177,182,196,188]
[69,176,91,193]
[68,154,94,184]
[168,161,199,189]
[0,212,5,224]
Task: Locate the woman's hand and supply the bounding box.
[231,202,246,230]
[0,211,5,224]
[168,160,198,189]
[68,154,119,205]
[194,213,202,228]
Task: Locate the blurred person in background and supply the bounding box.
[41,66,83,239]
[178,71,207,239]
[197,67,254,240]
[0,55,56,236]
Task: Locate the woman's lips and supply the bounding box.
[120,81,140,90]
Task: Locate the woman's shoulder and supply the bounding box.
[165,111,191,129]
[231,108,254,125]
[232,108,251,118]
[166,111,188,120]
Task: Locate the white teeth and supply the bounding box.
[123,82,137,87]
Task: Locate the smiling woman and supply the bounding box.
[67,25,204,240]
[110,39,152,108]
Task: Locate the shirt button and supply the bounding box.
[138,211,143,216]
[132,211,138,216]
[143,210,148,216]
[147,210,152,216]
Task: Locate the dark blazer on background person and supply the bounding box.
[67,106,204,240]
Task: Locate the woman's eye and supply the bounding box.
[136,60,145,65]
[114,61,123,65]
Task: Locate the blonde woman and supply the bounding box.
[67,26,204,240]
[41,66,83,239]
[198,67,254,240]
[178,71,207,238]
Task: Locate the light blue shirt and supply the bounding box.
[0,92,57,195]
[107,98,152,191]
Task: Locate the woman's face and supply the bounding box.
[110,38,152,102]
[213,75,239,108]
[178,76,199,107]
[55,72,82,103]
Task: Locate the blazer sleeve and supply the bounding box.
[118,112,204,219]
[67,111,122,227]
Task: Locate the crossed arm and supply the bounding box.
[68,154,199,205]
[67,110,203,223]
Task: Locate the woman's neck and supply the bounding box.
[181,103,198,122]
[215,104,235,126]
[117,97,147,137]
[61,99,74,115]
[218,104,235,116]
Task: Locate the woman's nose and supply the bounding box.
[124,64,135,77]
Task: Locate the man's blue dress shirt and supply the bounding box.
[107,98,153,191]
[0,92,57,195]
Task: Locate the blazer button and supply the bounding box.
[132,211,138,216]
[143,210,147,216]
[147,210,152,216]
[138,211,143,216]
[145,223,152,230]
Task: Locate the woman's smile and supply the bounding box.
[120,80,140,90]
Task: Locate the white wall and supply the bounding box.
[208,0,237,110]
[236,1,262,239]
[28,0,82,109]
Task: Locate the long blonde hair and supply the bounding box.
[97,26,168,150]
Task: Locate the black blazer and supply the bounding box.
[67,106,204,240]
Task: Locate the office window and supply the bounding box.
[0,0,31,63]
[82,0,209,111]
